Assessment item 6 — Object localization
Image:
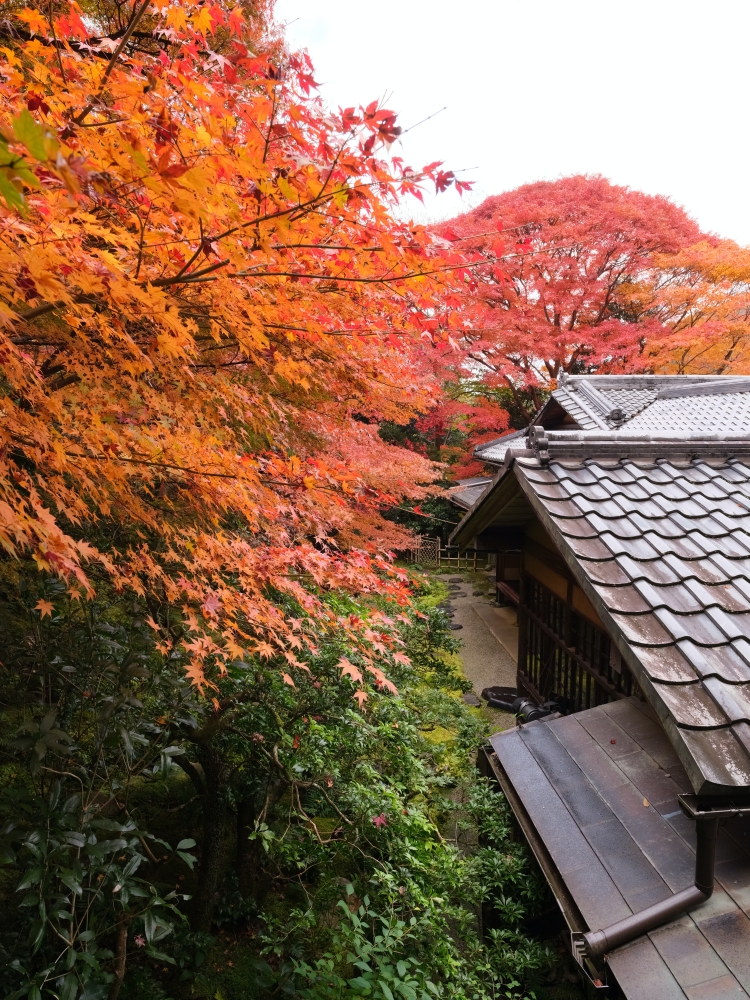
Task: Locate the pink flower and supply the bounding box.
[371,813,388,829]
[134,934,146,948]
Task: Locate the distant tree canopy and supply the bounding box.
[427,175,750,476]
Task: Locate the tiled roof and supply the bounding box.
[515,454,750,796]
[474,378,750,467]
[453,376,750,797]
[447,477,492,510]
[473,428,528,465]
[551,374,750,434]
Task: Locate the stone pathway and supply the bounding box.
[434,571,517,730]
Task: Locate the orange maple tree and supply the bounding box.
[0,0,472,692]
[646,239,750,375]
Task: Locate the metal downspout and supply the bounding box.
[583,814,719,960]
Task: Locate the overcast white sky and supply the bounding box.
[275,0,750,244]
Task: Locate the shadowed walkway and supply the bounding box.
[435,572,517,698]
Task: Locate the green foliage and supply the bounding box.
[0,568,560,1000]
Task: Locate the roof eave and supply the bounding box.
[512,465,746,796]
[449,450,534,547]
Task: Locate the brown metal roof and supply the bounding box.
[488,698,750,999]
[454,376,750,797]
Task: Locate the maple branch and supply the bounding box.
[17,301,59,321]
[170,219,208,282]
[73,0,151,125]
[133,200,153,281]
[232,247,575,286]
[48,0,67,83]
[13,294,99,323]
[150,258,230,287]
[77,117,128,128]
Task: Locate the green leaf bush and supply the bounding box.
[0,567,558,1000]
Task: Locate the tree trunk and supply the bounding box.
[236,793,259,898]
[236,777,285,902]
[180,742,230,932]
[107,913,132,1000]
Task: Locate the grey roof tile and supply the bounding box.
[593,584,652,614]
[605,479,653,502]
[667,512,732,537]
[726,577,750,602]
[553,516,601,540]
[676,641,750,684]
[702,680,750,725]
[551,464,598,484]
[597,465,641,485]
[540,498,584,519]
[584,559,632,586]
[519,466,559,484]
[564,534,615,559]
[633,580,704,614]
[708,554,750,583]
[653,608,730,646]
[705,608,750,642]
[698,533,750,559]
[609,611,675,645]
[636,646,699,684]
[531,481,572,501]
[472,428,528,465]
[600,531,662,560]
[653,682,729,728]
[683,580,749,613]
[679,728,750,788]
[660,532,724,560]
[589,513,649,539]
[610,494,677,518]
[616,554,682,585]
[670,555,742,585]
[718,464,750,483]
[630,513,690,539]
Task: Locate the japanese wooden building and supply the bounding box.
[451,375,750,998]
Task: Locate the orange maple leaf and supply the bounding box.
[191,7,215,35]
[35,598,54,618]
[16,8,49,34]
[337,657,363,684]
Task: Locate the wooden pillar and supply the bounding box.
[516,552,527,695]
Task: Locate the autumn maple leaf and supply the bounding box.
[0,0,467,699]
[35,598,54,618]
[371,813,388,829]
[338,658,363,684]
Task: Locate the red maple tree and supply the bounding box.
[439,174,704,425]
